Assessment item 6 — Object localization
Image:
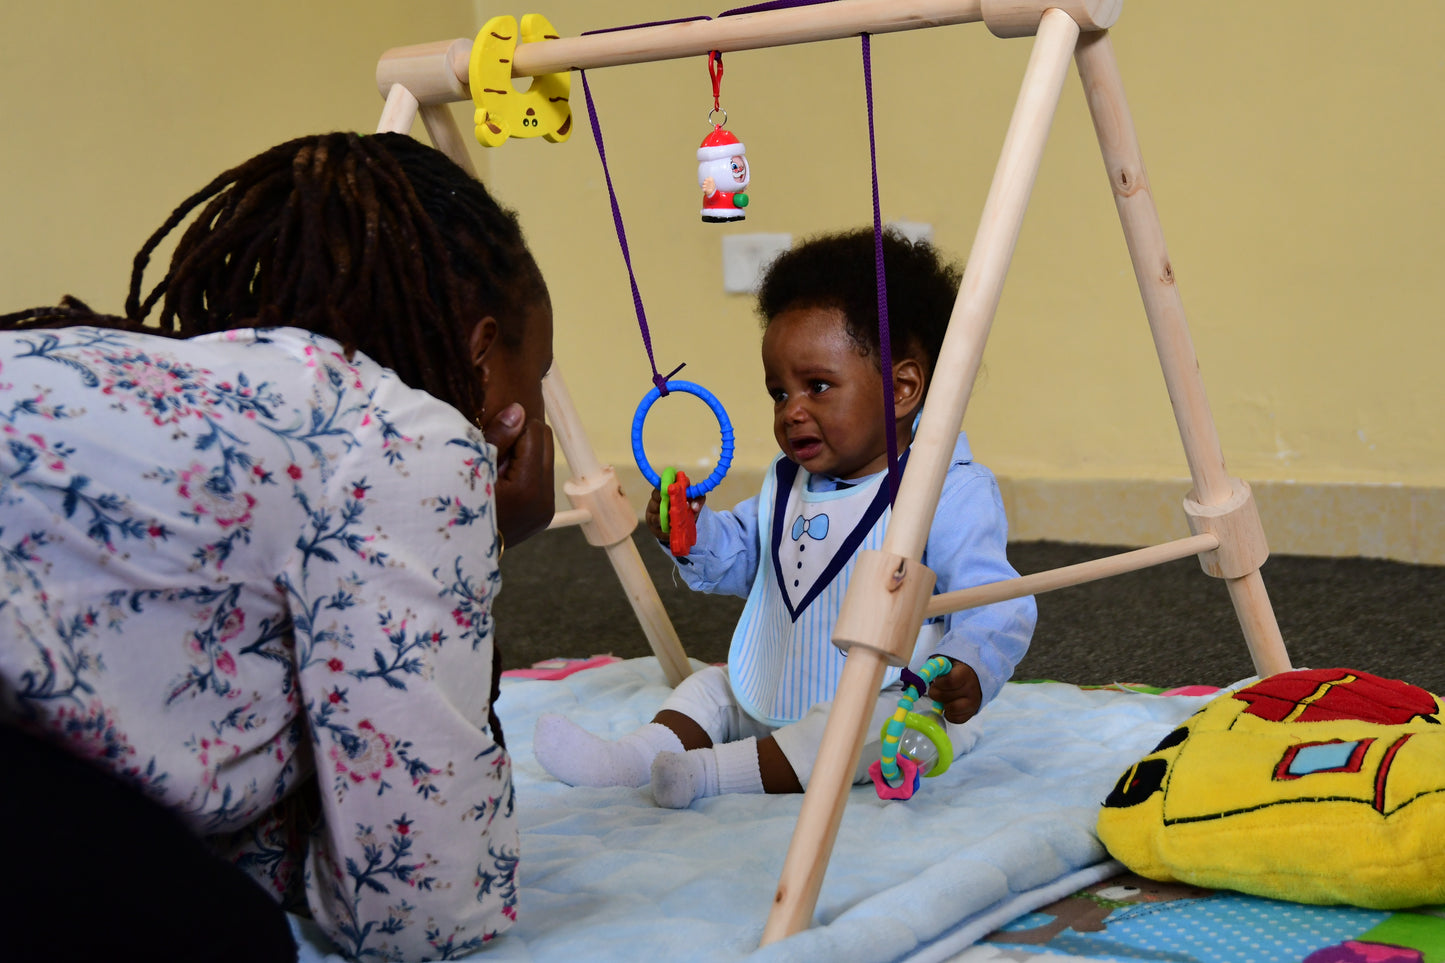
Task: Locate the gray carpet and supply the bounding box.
[495,528,1445,692]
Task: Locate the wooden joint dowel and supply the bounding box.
[924,533,1220,618]
[562,467,639,548]
[547,508,592,530]
[981,0,1121,38]
[376,39,470,107]
[1183,478,1269,579]
[832,550,937,666]
[1075,32,1290,680]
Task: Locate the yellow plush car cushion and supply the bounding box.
[1096,668,1445,909]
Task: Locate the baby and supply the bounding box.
[535,227,1037,806]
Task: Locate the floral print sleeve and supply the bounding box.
[0,326,515,961]
[289,360,517,959]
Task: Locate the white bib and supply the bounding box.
[727,456,941,726]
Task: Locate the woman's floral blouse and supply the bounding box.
[0,326,516,960]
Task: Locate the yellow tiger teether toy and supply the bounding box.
[470,14,572,148]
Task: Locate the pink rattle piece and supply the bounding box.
[868,755,921,801]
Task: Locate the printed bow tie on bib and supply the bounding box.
[791,513,829,541]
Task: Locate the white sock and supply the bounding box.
[650,737,764,808]
[533,714,683,788]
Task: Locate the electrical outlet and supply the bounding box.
[887,220,934,245]
[722,233,793,294]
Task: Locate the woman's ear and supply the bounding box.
[892,356,926,420]
[469,317,500,368]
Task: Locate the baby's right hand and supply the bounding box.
[645,487,706,544]
[645,488,667,543]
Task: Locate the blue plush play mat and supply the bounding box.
[289,657,1445,962]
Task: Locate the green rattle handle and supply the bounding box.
[659,466,677,535]
[877,655,954,788]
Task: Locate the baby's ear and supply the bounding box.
[891,356,926,417]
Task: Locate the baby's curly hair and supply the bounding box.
[755,227,960,382]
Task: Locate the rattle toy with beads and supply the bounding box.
[658,467,697,556]
[632,380,735,557]
[869,655,955,801]
[570,46,738,557]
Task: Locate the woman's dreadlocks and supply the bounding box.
[2,132,543,422]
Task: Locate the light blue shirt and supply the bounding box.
[668,432,1037,708]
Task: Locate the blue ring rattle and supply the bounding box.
[631,379,734,500]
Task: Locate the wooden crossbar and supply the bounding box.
[375,0,1122,106]
[547,508,592,530]
[925,534,1220,617]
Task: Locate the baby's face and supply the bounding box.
[761,306,888,480]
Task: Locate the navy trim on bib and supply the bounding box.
[769,452,908,623]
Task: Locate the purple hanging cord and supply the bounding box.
[577,1,901,498]
[719,4,901,502]
[861,34,901,503]
[572,4,817,396]
[583,15,713,36]
[579,19,709,396]
[718,0,839,15]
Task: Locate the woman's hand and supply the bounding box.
[927,660,982,725]
[481,402,554,548]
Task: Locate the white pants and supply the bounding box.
[658,665,978,787]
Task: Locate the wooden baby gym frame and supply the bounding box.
[373,0,1293,947]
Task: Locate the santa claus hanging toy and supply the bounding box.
[697,51,750,223]
[698,126,750,222]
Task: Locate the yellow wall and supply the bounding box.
[6,2,1443,558]
[486,0,1443,488]
[1,0,483,313]
[482,0,1445,561]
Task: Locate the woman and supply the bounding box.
[0,132,553,961]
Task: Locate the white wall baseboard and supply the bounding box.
[560,467,1445,566]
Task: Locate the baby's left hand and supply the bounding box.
[927,660,982,725]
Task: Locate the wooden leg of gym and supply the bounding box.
[542,366,694,688]
[418,104,478,178]
[1074,31,1290,679]
[377,95,694,689]
[761,9,1083,943]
